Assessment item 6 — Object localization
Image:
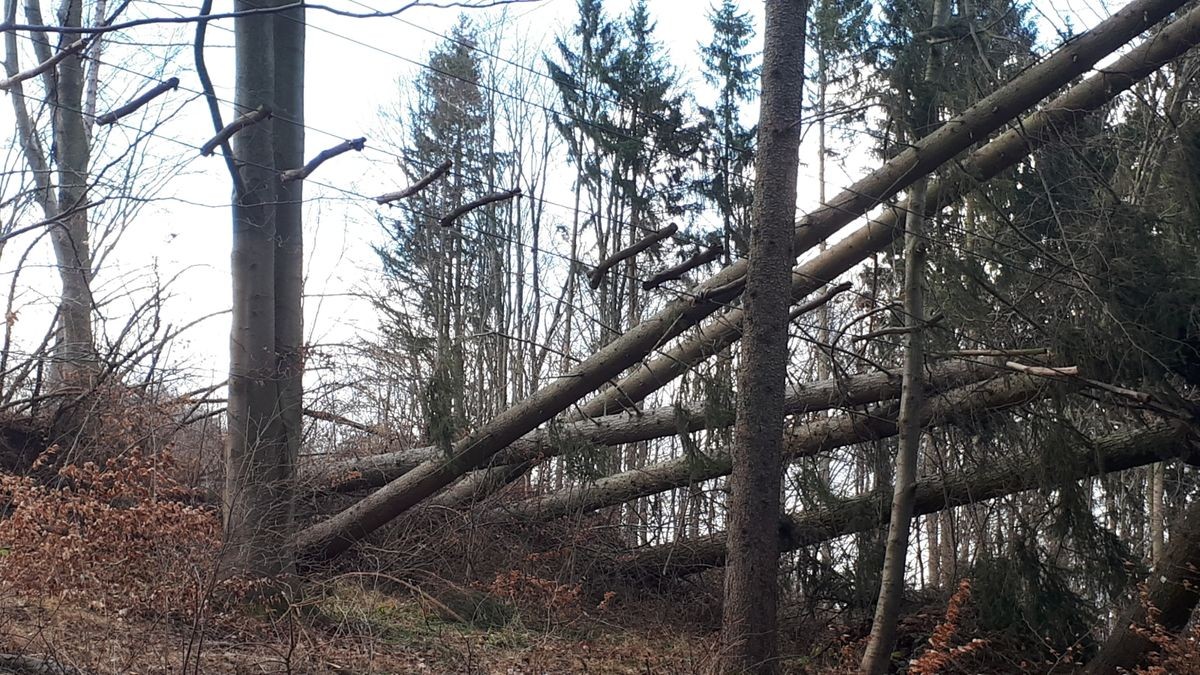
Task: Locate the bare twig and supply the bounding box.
[95,76,178,125]
[642,241,721,291]
[281,137,366,183]
[439,188,521,227]
[199,105,270,157]
[0,38,84,90]
[303,407,393,437]
[376,159,452,204]
[590,223,678,289]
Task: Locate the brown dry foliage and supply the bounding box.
[0,446,221,617]
[909,579,988,674]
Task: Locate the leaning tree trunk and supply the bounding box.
[292,0,1185,562]
[224,0,305,576]
[718,1,806,671]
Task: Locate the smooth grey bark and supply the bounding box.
[315,358,996,493]
[860,0,947,668]
[224,0,304,575]
[499,374,1054,522]
[1085,468,1200,673]
[618,421,1194,578]
[292,0,1184,562]
[719,1,806,671]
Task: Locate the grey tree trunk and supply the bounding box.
[860,0,948,668]
[224,0,305,576]
[718,1,806,670]
[619,422,1193,579]
[292,0,1185,562]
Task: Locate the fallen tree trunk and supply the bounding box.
[292,0,1186,561]
[315,358,999,493]
[497,374,1058,522]
[1084,468,1200,673]
[577,0,1200,422]
[619,421,1195,579]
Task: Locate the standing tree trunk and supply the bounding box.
[224,0,305,576]
[860,0,949,670]
[718,1,807,672]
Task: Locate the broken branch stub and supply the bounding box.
[281,137,366,183]
[199,105,271,157]
[589,223,679,289]
[375,159,453,205]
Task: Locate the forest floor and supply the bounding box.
[0,583,722,674]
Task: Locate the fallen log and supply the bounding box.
[314,358,1000,493]
[577,0,1200,421]
[619,421,1195,579]
[497,373,1059,522]
[292,0,1188,561]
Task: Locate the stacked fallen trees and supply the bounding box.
[617,420,1197,579]
[294,0,1200,562]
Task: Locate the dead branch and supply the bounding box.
[1004,361,1079,377]
[375,159,452,204]
[790,280,853,320]
[303,407,392,437]
[642,241,721,290]
[852,313,945,342]
[281,136,366,183]
[199,105,270,156]
[589,223,679,289]
[0,38,84,91]
[95,76,179,125]
[439,188,521,227]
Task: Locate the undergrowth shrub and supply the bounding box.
[0,447,221,617]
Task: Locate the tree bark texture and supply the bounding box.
[719,1,807,671]
[224,0,304,576]
[293,0,1186,562]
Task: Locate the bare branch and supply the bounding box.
[376,159,452,204]
[281,137,366,183]
[193,0,244,197]
[199,105,270,157]
[1004,361,1079,377]
[0,38,85,91]
[589,223,678,289]
[641,240,720,291]
[95,76,179,125]
[439,188,521,227]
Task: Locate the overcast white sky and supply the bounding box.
[0,0,1114,394]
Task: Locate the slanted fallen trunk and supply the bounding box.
[620,421,1195,579]
[461,1,1200,509]
[315,358,999,493]
[577,0,1200,422]
[1084,464,1200,673]
[292,0,1188,561]
[497,374,1057,522]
